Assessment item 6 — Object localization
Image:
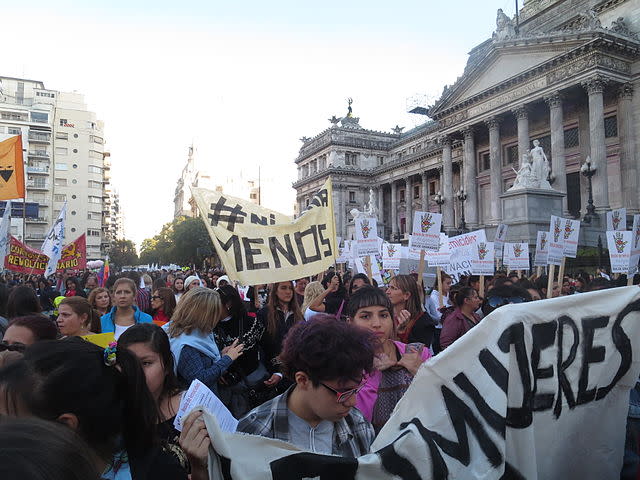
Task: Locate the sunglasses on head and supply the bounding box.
[487,296,526,308]
[0,342,26,353]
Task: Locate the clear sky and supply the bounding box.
[2,0,517,249]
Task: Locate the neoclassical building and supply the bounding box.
[293,0,639,245]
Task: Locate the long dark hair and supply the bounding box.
[7,286,42,319]
[118,324,183,407]
[216,285,246,320]
[0,338,158,461]
[266,281,303,337]
[152,287,177,319]
[59,296,101,334]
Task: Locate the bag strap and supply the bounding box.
[335,300,345,320]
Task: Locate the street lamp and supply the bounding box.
[456,187,467,233]
[580,156,596,224]
[433,191,445,214]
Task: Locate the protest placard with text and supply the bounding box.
[504,242,530,271]
[471,240,495,275]
[381,242,401,270]
[354,217,379,257]
[445,229,487,282]
[547,215,564,266]
[411,211,442,250]
[534,230,549,267]
[607,208,627,231]
[607,230,633,274]
[561,218,580,258]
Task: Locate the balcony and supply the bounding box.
[27,151,50,159]
[28,132,51,144]
[25,233,46,241]
[26,180,49,190]
[26,165,50,174]
[26,217,48,224]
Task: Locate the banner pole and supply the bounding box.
[364,256,373,284]
[479,274,485,299]
[547,264,555,299]
[437,266,444,308]
[417,249,426,289]
[557,257,566,295]
[628,274,634,286]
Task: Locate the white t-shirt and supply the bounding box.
[425,289,451,328]
[114,323,133,341]
[304,307,322,321]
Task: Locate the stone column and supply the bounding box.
[441,136,454,230]
[545,92,568,213]
[390,180,398,240]
[485,117,502,223]
[405,176,413,234]
[462,127,479,227]
[421,172,428,211]
[618,83,638,211]
[513,105,530,163]
[582,75,609,211]
[377,184,384,225]
[341,186,348,239]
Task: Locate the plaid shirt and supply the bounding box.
[237,385,374,457]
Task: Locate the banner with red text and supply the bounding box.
[4,236,49,274]
[57,234,87,272]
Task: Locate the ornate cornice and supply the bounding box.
[619,82,634,99]
[544,91,563,108]
[582,74,609,94]
[512,105,529,120]
[462,126,475,140]
[484,116,501,130]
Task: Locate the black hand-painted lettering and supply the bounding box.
[497,322,533,428]
[454,373,506,437]
[242,237,269,270]
[317,223,332,257]
[269,213,276,225]
[269,452,358,480]
[479,348,509,394]
[218,235,243,272]
[596,299,640,400]
[554,315,578,418]
[269,234,298,268]
[576,316,608,405]
[294,225,321,264]
[500,462,528,480]
[208,197,247,232]
[377,437,422,480]
[531,321,557,411]
[250,213,268,225]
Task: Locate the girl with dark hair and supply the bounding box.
[7,285,42,319]
[0,417,100,480]
[172,277,185,303]
[320,272,347,315]
[65,277,87,298]
[257,281,304,392]
[2,314,57,350]
[439,286,482,350]
[57,297,100,337]
[151,287,177,327]
[117,324,200,476]
[348,273,371,297]
[0,338,187,479]
[347,286,430,432]
[386,275,436,347]
[215,285,266,417]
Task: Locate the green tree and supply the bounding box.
[109,239,139,268]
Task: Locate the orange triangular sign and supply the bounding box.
[0,136,25,200]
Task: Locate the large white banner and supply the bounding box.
[445,229,487,282]
[205,286,640,480]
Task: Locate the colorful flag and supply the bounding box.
[0,200,11,264]
[0,136,25,200]
[41,204,66,277]
[56,234,87,272]
[5,236,49,274]
[98,256,110,287]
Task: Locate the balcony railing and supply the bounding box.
[28,132,51,143]
[26,166,50,174]
[25,233,46,240]
[27,151,49,159]
[26,217,48,223]
[26,180,49,190]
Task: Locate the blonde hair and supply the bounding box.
[302,281,325,312]
[113,277,137,294]
[168,287,222,337]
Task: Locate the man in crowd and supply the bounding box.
[237,316,376,457]
[293,277,309,307]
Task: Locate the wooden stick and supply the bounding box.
[437,266,444,308]
[536,266,542,278]
[479,275,485,299]
[547,264,556,299]
[364,256,373,284]
[417,249,426,288]
[517,270,522,279]
[628,274,634,286]
[557,257,566,296]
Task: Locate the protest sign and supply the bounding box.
[471,241,495,275]
[445,229,487,282]
[607,230,633,274]
[425,233,450,268]
[547,215,564,266]
[4,236,49,274]
[336,240,350,263]
[494,223,508,257]
[407,234,421,260]
[411,211,442,250]
[561,218,580,258]
[192,180,336,285]
[81,332,115,349]
[354,217,379,257]
[607,208,627,231]
[534,230,549,267]
[205,286,640,480]
[381,242,400,270]
[503,242,530,270]
[631,215,640,274]
[56,234,87,271]
[354,255,383,286]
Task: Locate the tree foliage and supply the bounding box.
[110,239,139,268]
[139,216,215,267]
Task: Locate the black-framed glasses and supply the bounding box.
[150,295,162,300]
[319,380,366,403]
[0,342,26,353]
[487,296,526,308]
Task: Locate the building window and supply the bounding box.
[55,132,68,140]
[7,127,21,136]
[1,112,27,121]
[429,181,437,196]
[54,178,67,186]
[505,145,519,165]
[413,185,420,199]
[249,193,257,200]
[88,180,102,189]
[87,229,101,237]
[31,112,48,123]
[59,118,68,126]
[345,152,358,166]
[88,196,101,204]
[399,189,405,202]
[318,155,326,170]
[348,191,356,203]
[55,147,68,156]
[479,151,490,171]
[566,172,581,218]
[54,194,66,203]
[604,115,618,138]
[88,165,102,174]
[55,163,68,171]
[378,156,384,166]
[564,127,579,148]
[90,135,104,144]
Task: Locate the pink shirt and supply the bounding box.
[356,340,431,421]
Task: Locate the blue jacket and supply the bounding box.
[101,306,153,333]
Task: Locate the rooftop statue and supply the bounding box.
[494,8,516,41]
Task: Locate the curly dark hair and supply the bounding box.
[279,315,377,385]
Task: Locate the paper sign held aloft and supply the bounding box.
[445,230,487,282]
[382,242,401,270]
[561,218,580,258]
[174,379,237,433]
[534,231,549,267]
[547,215,565,266]
[494,223,508,256]
[354,217,379,257]
[607,230,633,274]
[504,242,530,271]
[607,208,627,231]
[411,211,442,251]
[471,241,495,275]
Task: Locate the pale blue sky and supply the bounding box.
[2,0,517,248]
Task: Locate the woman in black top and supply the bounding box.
[321,272,347,316]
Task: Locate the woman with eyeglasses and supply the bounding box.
[439,286,483,350]
[347,286,430,433]
[2,314,58,352]
[151,288,177,327]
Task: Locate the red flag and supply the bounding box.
[57,234,87,272]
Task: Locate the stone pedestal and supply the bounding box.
[500,188,565,244]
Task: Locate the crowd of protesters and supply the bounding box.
[0,263,636,479]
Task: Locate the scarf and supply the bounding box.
[162,322,221,373]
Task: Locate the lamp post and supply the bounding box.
[456,187,467,233]
[433,191,444,214]
[580,156,597,224]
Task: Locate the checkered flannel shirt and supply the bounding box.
[237,385,374,458]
